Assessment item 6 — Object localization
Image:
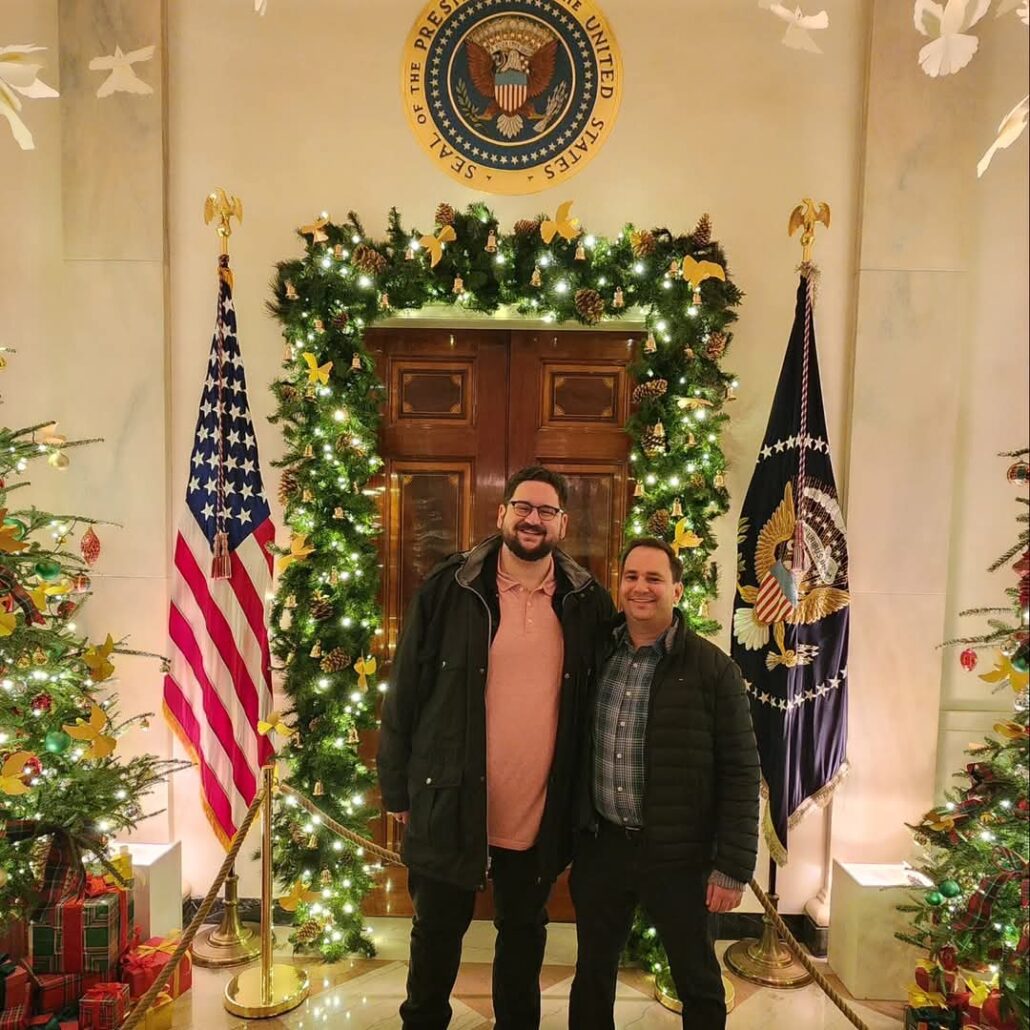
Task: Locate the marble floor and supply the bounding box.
[168,919,905,1029]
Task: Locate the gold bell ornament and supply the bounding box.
[633,481,645,498]
[671,497,684,518]
[351,353,362,371]
[485,231,498,253]
[574,243,586,261]
[643,333,657,354]
[452,275,465,295]
[531,267,542,287]
[612,287,625,309]
[285,280,298,300]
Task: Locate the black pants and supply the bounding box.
[401,846,552,1029]
[569,822,726,1030]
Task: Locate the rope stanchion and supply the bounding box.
[279,784,403,866]
[748,877,870,1030]
[116,782,266,1030]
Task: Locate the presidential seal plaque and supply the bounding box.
[402,0,622,194]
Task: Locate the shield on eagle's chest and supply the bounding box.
[755,562,797,625]
[495,69,528,114]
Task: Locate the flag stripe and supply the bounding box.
[167,601,258,801]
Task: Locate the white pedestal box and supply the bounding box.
[827,860,931,1001]
[111,840,183,940]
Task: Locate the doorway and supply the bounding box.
[363,324,640,920]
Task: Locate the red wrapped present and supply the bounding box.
[0,1004,27,1030]
[0,926,27,963]
[29,882,130,976]
[963,986,1020,1030]
[27,1014,78,1029]
[78,983,128,1030]
[33,975,100,1014]
[0,956,33,1012]
[120,934,191,1001]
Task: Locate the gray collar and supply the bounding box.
[455,534,594,594]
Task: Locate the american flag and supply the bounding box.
[163,256,275,848]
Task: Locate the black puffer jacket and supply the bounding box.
[578,616,761,885]
[377,535,616,891]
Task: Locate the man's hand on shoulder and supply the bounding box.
[706,878,745,913]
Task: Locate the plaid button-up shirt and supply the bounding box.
[591,617,678,828]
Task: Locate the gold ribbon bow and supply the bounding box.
[354,655,377,692]
[302,352,333,385]
[540,200,580,244]
[257,711,292,737]
[966,977,993,1007]
[277,534,315,573]
[137,931,181,958]
[906,984,947,1009]
[419,225,457,268]
[671,518,702,556]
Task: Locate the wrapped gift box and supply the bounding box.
[29,886,129,976]
[0,960,32,1013]
[120,936,190,1001]
[33,975,101,1014]
[0,1003,28,1030]
[905,1006,961,1030]
[27,1013,78,1029]
[78,984,128,1030]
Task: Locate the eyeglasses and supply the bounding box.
[507,500,564,522]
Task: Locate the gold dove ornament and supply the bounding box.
[277,879,320,913]
[0,751,36,795]
[540,201,581,244]
[419,225,457,268]
[83,634,117,682]
[302,352,332,385]
[277,534,315,573]
[671,518,702,555]
[63,703,117,760]
[257,710,292,738]
[679,256,726,305]
[298,216,330,244]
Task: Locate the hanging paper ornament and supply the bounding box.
[34,559,63,581]
[284,594,297,609]
[960,648,979,672]
[80,526,101,565]
[452,275,465,295]
[714,473,727,489]
[320,868,333,887]
[633,481,645,498]
[306,834,319,849]
[31,692,53,714]
[643,333,657,354]
[612,287,625,308]
[668,258,681,277]
[485,230,497,253]
[302,489,314,503]
[351,353,362,371]
[333,243,344,259]
[44,729,71,754]
[530,267,542,287]
[284,280,298,300]
[346,725,360,745]
[671,497,684,518]
[574,243,586,261]
[309,641,322,658]
[313,780,325,796]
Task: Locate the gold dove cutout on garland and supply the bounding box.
[540,201,581,244]
[63,703,117,760]
[302,352,332,385]
[0,509,30,553]
[277,534,315,573]
[419,225,457,268]
[278,879,320,913]
[0,751,36,795]
[679,257,726,304]
[298,216,329,244]
[354,655,377,692]
[257,710,292,738]
[83,634,117,682]
[980,653,1030,694]
[671,518,702,556]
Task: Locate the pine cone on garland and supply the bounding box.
[352,244,387,275]
[641,428,666,457]
[632,379,668,405]
[514,218,540,237]
[648,509,671,536]
[290,824,308,845]
[630,229,657,258]
[320,648,352,673]
[278,468,300,505]
[574,288,605,324]
[332,311,350,331]
[310,592,334,620]
[690,213,712,247]
[705,332,727,360]
[435,202,457,226]
[295,919,323,946]
[280,384,299,403]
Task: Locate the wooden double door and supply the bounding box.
[363,326,638,920]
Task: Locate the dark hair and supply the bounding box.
[503,465,569,508]
[620,536,684,581]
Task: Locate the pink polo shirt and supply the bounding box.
[485,553,565,851]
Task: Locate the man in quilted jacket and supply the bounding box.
[570,536,761,1030]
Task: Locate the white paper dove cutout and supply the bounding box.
[0,44,59,150]
[89,45,156,98]
[255,0,269,14]
[977,94,1029,176]
[768,5,830,53]
[913,0,991,76]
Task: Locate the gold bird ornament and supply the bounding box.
[679,256,726,304]
[302,352,332,385]
[298,216,329,244]
[278,879,320,913]
[277,534,315,572]
[540,201,581,244]
[419,225,457,268]
[671,518,703,555]
[257,710,292,738]
[83,634,117,682]
[63,703,117,760]
[0,751,36,795]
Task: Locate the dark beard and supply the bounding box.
[502,524,556,562]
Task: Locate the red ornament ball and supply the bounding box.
[20,755,43,784]
[960,647,978,672]
[31,692,53,714]
[1007,460,1029,485]
[57,599,77,619]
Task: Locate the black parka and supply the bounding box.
[578,615,761,885]
[377,535,616,891]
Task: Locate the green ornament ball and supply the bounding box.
[44,730,72,754]
[939,879,961,899]
[926,891,944,907]
[1012,653,1029,674]
[3,515,29,539]
[33,559,63,581]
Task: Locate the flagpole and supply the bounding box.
[190,188,261,969]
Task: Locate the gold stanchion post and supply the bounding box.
[224,765,309,1017]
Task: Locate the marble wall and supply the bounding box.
[1,0,1027,917]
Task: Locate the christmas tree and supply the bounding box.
[900,449,1029,1028]
[266,204,740,959]
[0,372,183,923]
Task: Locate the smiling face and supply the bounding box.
[619,544,684,632]
[497,478,567,562]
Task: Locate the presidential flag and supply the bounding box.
[732,274,850,864]
[163,254,275,848]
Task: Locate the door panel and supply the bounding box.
[364,327,638,921]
